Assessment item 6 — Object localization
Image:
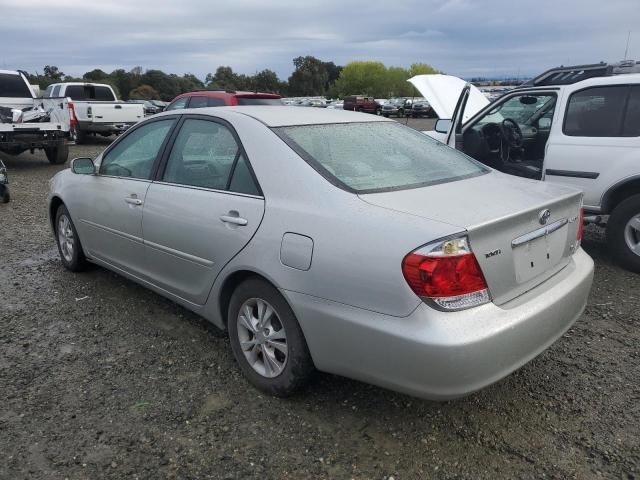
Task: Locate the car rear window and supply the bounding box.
[64,85,116,101]
[0,73,32,98]
[275,122,487,193]
[236,97,283,105]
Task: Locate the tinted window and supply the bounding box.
[65,85,87,100]
[208,97,226,106]
[623,86,640,137]
[277,122,487,193]
[166,97,188,111]
[52,85,61,97]
[236,97,283,105]
[0,73,32,98]
[163,119,239,190]
[94,86,116,101]
[100,119,174,179]
[44,85,54,98]
[229,154,260,195]
[564,86,628,137]
[188,96,209,108]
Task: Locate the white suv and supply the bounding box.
[414,64,640,272]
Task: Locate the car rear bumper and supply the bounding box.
[284,248,594,400]
[80,121,136,134]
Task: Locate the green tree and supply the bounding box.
[333,61,388,97]
[288,56,329,96]
[408,63,439,77]
[253,69,283,93]
[83,69,109,82]
[43,65,64,82]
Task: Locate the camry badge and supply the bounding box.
[538,209,551,225]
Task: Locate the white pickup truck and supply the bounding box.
[412,61,640,272]
[43,82,144,144]
[0,69,71,164]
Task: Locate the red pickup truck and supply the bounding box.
[343,95,380,114]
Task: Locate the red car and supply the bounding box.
[166,90,282,110]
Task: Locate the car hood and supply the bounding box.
[407,74,489,121]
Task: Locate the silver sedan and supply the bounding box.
[48,107,594,400]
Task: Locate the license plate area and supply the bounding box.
[513,221,568,283]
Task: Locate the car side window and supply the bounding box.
[188,96,209,108]
[163,119,239,190]
[166,97,188,111]
[229,153,260,195]
[623,86,640,137]
[208,97,225,107]
[52,85,61,97]
[100,119,174,179]
[564,86,628,137]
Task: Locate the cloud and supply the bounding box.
[1,0,639,81]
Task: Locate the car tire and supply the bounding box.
[45,142,69,165]
[71,126,86,145]
[0,185,9,204]
[227,278,314,396]
[607,194,640,273]
[55,205,87,272]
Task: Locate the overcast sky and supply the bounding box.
[1,0,639,81]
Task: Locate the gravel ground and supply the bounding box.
[1,120,639,479]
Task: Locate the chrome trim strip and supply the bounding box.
[152,181,264,200]
[80,219,142,243]
[511,218,568,248]
[144,238,214,267]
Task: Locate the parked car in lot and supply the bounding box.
[325,100,344,109]
[410,100,435,117]
[127,99,159,116]
[381,97,410,117]
[343,95,380,114]
[411,65,640,272]
[48,106,593,400]
[166,90,282,110]
[0,70,70,164]
[44,82,144,144]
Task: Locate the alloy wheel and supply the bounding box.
[624,214,640,257]
[236,298,288,378]
[57,214,75,262]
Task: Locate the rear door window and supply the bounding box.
[65,85,87,100]
[188,96,209,108]
[623,86,640,137]
[563,86,628,137]
[52,85,61,97]
[163,119,240,190]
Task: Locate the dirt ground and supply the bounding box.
[1,119,639,479]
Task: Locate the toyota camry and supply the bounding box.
[48,107,594,400]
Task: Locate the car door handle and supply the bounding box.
[125,197,143,206]
[220,213,248,226]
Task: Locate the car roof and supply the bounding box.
[175,90,281,99]
[161,106,392,127]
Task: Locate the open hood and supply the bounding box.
[408,74,489,121]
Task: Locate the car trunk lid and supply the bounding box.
[359,172,583,306]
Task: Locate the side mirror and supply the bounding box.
[71,157,96,175]
[434,119,452,134]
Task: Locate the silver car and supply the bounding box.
[48,107,594,400]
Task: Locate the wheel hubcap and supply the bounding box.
[57,215,75,262]
[624,214,640,257]
[236,298,288,378]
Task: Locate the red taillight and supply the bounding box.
[577,207,584,242]
[67,101,78,127]
[402,237,490,311]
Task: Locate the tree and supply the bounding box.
[333,61,388,97]
[408,63,439,77]
[253,69,283,93]
[129,84,160,100]
[83,69,109,82]
[288,56,329,96]
[43,65,64,82]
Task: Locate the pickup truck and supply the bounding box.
[411,61,640,272]
[43,82,144,144]
[0,69,70,164]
